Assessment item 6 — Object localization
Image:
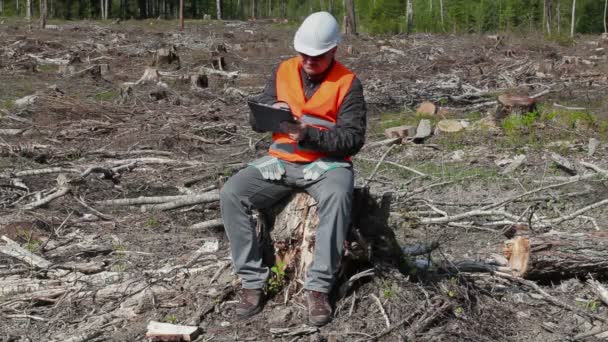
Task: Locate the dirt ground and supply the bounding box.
[1,18,608,341]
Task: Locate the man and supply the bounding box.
[220,11,366,327]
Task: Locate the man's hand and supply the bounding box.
[280,121,307,141]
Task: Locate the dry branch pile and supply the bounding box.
[1,19,608,341]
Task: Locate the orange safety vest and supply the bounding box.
[268,56,355,163]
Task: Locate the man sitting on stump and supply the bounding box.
[220,11,367,327]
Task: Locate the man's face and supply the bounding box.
[299,47,336,76]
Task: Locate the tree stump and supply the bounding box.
[495,94,537,121]
[503,232,608,280]
[152,46,180,69]
[257,188,403,293]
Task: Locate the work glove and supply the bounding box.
[302,158,351,181]
[248,156,285,180]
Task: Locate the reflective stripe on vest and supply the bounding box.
[268,56,355,163]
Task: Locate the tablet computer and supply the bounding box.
[248,100,297,133]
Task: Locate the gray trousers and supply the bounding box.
[220,161,353,293]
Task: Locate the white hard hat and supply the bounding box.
[294,12,341,57]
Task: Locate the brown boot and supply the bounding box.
[236,288,264,318]
[306,290,332,326]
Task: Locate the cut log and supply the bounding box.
[258,189,403,293]
[416,101,437,116]
[495,94,537,121]
[502,231,608,280]
[384,125,416,140]
[146,321,200,341]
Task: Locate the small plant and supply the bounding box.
[146,217,160,228]
[18,229,40,253]
[586,300,599,312]
[164,314,178,324]
[93,90,118,102]
[380,280,394,298]
[267,260,287,295]
[111,240,127,272]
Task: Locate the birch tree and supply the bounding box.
[570,0,576,37]
[406,0,413,35]
[216,0,222,19]
[26,0,31,20]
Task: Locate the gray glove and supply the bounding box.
[303,158,351,180]
[248,156,285,180]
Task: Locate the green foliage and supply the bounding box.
[502,111,539,137]
[164,314,178,324]
[267,260,287,295]
[93,90,118,102]
[146,217,160,228]
[380,280,394,299]
[18,230,40,253]
[1,0,606,35]
[111,240,127,272]
[2,99,14,110]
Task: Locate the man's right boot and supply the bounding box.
[236,288,264,318]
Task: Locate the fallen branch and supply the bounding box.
[496,272,607,323]
[0,235,53,269]
[189,218,223,230]
[22,186,70,210]
[98,195,191,206]
[357,156,427,177]
[370,294,391,328]
[144,191,220,211]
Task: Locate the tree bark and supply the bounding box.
[0,0,3,15]
[604,0,608,33]
[503,233,608,280]
[179,0,183,30]
[570,0,576,37]
[439,0,444,31]
[251,0,256,19]
[406,0,414,35]
[26,0,31,20]
[216,0,221,19]
[259,190,402,290]
[40,0,47,28]
[343,0,356,35]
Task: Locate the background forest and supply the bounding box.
[0,0,607,36]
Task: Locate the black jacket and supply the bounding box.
[252,60,367,158]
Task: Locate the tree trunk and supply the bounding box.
[16,0,19,16]
[439,0,444,31]
[216,0,221,19]
[39,0,47,28]
[343,0,356,35]
[329,0,334,14]
[100,0,104,19]
[556,0,561,33]
[570,0,576,37]
[406,0,413,35]
[0,0,3,15]
[544,0,552,34]
[259,190,402,292]
[604,0,608,33]
[26,0,31,20]
[503,233,608,280]
[179,0,183,30]
[251,0,255,19]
